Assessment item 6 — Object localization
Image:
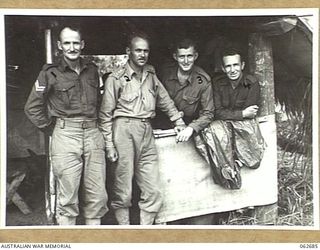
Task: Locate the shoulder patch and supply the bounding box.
[196,76,203,84]
[194,65,211,82]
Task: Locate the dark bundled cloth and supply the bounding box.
[194,119,266,189]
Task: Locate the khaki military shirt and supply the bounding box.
[24,58,101,129]
[99,62,182,149]
[160,65,214,133]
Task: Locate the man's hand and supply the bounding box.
[107,147,118,162]
[174,124,187,133]
[174,117,187,133]
[176,126,194,142]
[242,105,259,118]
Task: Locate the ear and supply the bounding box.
[173,53,178,62]
[57,41,62,50]
[126,47,131,55]
[221,63,226,73]
[241,61,245,70]
[80,40,85,50]
[194,52,199,61]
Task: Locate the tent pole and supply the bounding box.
[44,28,56,225]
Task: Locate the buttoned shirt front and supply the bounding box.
[160,65,214,132]
[24,58,101,129]
[213,73,261,120]
[99,62,182,148]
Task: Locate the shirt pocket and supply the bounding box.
[182,94,200,105]
[54,81,76,107]
[143,88,156,111]
[119,91,140,112]
[182,94,200,116]
[120,92,139,102]
[86,79,100,105]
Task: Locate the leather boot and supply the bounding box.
[85,218,101,225]
[140,210,156,225]
[114,208,130,225]
[57,215,76,225]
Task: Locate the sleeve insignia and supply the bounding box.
[34,79,45,92]
[197,76,203,84]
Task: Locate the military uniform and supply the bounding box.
[160,65,214,131]
[202,73,265,189]
[213,73,260,120]
[99,62,183,225]
[158,64,215,225]
[24,58,108,225]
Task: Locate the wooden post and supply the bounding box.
[248,33,277,224]
[44,29,56,225]
[248,33,275,117]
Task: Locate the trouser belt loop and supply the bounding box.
[59,119,65,129]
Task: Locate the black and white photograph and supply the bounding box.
[1,8,318,230]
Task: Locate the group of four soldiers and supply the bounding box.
[24,25,262,226]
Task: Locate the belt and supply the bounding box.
[56,118,98,129]
[116,117,150,123]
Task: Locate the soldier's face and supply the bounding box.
[222,54,245,81]
[174,46,198,73]
[57,28,84,62]
[127,37,150,68]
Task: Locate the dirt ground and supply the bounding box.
[6,161,140,226]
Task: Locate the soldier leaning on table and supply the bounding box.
[158,38,215,225]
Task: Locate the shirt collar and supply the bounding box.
[125,62,155,80]
[171,65,198,86]
[58,57,89,72]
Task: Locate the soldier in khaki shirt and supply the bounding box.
[99,32,185,225]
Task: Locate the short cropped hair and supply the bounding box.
[58,25,83,41]
[221,47,243,61]
[174,38,198,53]
[127,31,151,49]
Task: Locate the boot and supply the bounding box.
[57,215,76,225]
[114,208,130,225]
[140,210,156,225]
[85,218,101,225]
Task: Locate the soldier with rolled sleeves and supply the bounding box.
[99,32,185,225]
[159,38,215,224]
[24,26,108,225]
